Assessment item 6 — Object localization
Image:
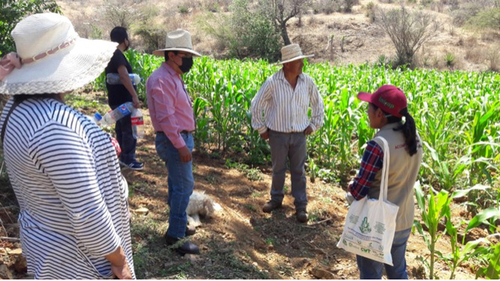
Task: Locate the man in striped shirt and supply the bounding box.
[251,44,324,223]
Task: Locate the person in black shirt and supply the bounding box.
[105,26,143,170]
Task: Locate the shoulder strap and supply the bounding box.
[374,136,390,202]
[1,99,21,144]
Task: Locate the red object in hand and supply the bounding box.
[110,137,121,157]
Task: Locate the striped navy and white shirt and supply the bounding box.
[0,98,135,279]
[251,69,324,134]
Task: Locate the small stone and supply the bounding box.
[311,267,335,279]
[133,207,149,214]
[7,248,22,255]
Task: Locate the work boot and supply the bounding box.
[164,234,200,255]
[262,200,282,213]
[296,210,308,223]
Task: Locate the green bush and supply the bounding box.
[466,7,500,30]
[0,0,60,56]
[200,0,282,62]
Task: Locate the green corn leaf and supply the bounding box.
[465,208,500,236]
[451,184,490,199]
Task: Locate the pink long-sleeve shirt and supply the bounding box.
[146,62,195,149]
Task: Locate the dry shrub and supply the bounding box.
[486,45,500,72]
[465,47,485,64]
[365,2,377,23]
[463,37,487,64]
[376,4,438,67]
[312,0,360,14]
[312,0,340,14]
[308,15,317,25]
[101,0,135,29]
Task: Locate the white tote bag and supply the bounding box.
[337,136,399,265]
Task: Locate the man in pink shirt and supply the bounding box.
[146,29,201,255]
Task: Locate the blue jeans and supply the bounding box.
[155,132,194,239]
[356,228,412,279]
[111,105,137,164]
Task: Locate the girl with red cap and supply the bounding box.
[348,85,423,279]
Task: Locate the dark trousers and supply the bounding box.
[111,105,137,164]
[268,130,307,210]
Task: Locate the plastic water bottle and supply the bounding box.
[96,102,135,126]
[131,108,144,139]
[106,73,141,85]
[87,114,101,125]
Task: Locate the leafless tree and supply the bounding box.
[265,0,310,45]
[376,4,438,67]
[102,0,134,30]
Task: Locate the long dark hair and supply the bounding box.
[372,104,418,156]
[14,93,63,103]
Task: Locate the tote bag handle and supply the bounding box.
[374,136,390,203]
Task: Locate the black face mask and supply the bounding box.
[179,57,193,73]
[124,38,130,52]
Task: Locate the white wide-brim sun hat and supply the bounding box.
[153,29,202,57]
[0,13,117,95]
[278,43,314,64]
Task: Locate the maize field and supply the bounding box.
[93,50,500,198]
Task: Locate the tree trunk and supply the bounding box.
[280,22,291,45]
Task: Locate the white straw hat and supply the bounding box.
[153,29,202,57]
[278,44,314,64]
[0,13,117,95]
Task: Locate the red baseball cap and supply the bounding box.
[357,85,407,118]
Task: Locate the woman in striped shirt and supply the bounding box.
[0,13,134,279]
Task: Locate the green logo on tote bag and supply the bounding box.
[359,217,372,234]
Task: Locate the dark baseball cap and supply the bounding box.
[357,85,407,118]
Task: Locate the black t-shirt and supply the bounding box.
[105,49,135,107]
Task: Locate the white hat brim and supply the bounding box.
[0,38,117,95]
[153,47,202,57]
[278,54,314,65]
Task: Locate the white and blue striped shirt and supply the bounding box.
[0,98,135,279]
[251,69,324,134]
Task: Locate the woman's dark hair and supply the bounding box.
[14,93,62,103]
[164,50,178,62]
[110,27,128,44]
[371,103,418,156]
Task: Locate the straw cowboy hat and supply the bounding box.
[153,29,202,57]
[278,44,314,64]
[0,13,117,95]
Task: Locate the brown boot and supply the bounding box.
[296,210,308,223]
[262,201,282,213]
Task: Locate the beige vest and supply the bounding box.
[369,123,423,231]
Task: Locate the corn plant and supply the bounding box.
[442,192,500,279]
[477,240,500,279]
[414,181,452,279]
